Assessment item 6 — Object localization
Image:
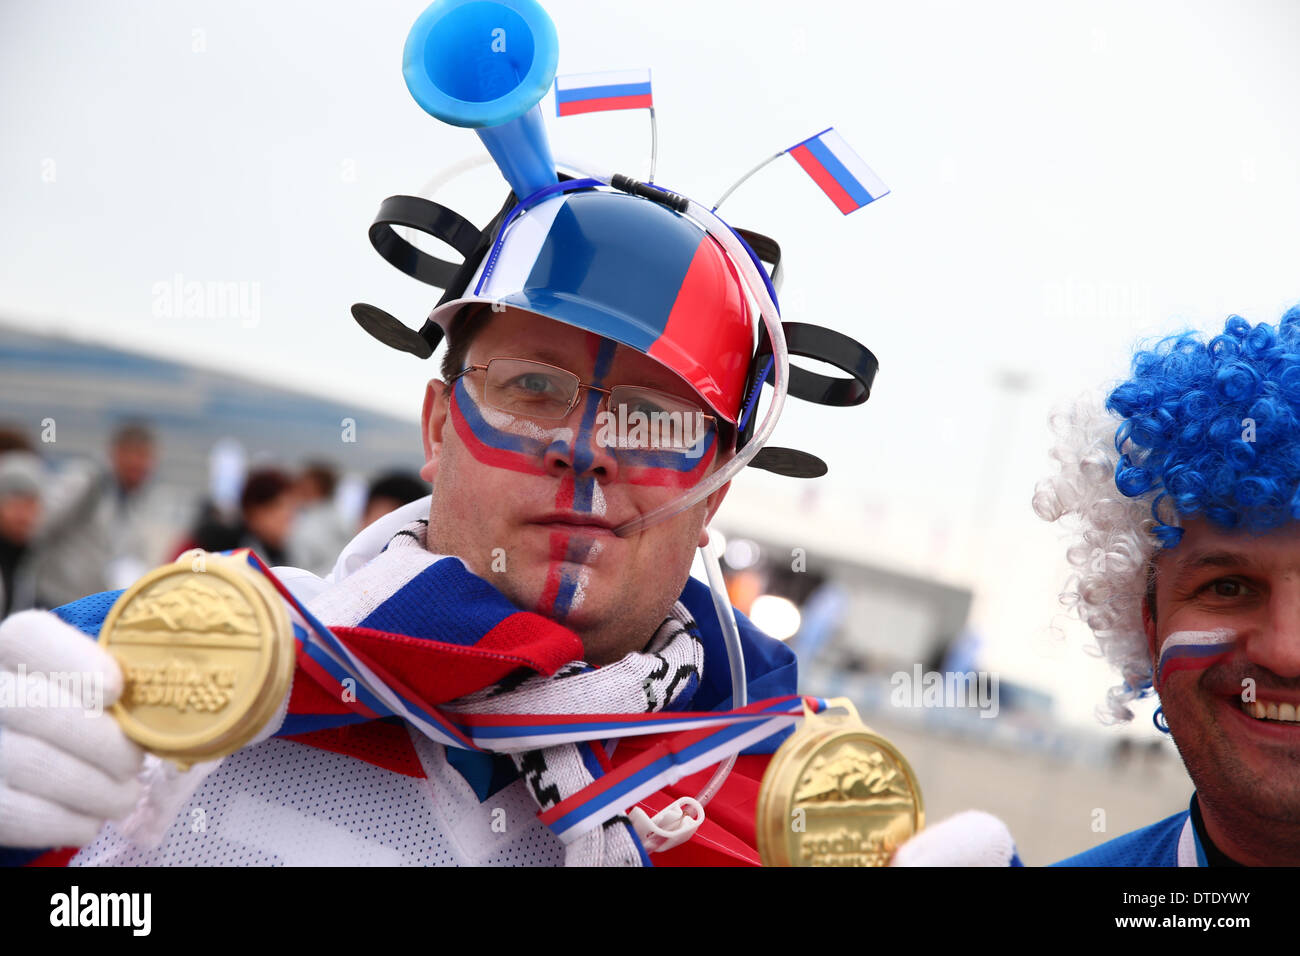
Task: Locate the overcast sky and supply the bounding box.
[4,0,1300,732]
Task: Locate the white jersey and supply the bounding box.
[73,730,564,866]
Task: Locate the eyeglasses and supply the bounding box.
[448,357,719,453]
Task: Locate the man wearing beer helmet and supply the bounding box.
[1037,306,1300,866]
[0,0,1009,867]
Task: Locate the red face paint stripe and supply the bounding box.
[620,442,717,487]
[450,385,550,476]
[1156,652,1234,688]
[537,529,569,614]
[554,471,576,511]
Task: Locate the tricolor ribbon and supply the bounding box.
[247,551,479,749]
[541,696,825,844]
[240,551,819,838]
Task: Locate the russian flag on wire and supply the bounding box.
[555,69,653,116]
[787,127,889,214]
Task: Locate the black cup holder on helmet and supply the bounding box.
[737,322,880,479]
[727,228,879,479]
[352,189,521,359]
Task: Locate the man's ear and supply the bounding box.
[421,379,450,483]
[697,479,733,549]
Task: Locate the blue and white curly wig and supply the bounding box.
[1033,307,1300,722]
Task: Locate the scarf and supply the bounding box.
[295,517,705,866]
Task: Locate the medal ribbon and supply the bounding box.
[539,695,828,844]
[241,551,821,837]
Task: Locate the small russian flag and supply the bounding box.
[555,69,653,117]
[787,127,889,214]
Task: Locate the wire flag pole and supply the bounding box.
[711,150,784,213]
[648,106,659,184]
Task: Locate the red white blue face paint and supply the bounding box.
[1155,629,1238,689]
[447,336,722,624]
[449,378,563,477]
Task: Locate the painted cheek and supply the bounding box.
[615,434,719,490]
[1155,629,1239,689]
[450,378,565,477]
[455,337,710,624]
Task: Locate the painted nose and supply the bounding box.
[542,387,619,483]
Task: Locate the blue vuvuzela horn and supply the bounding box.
[402,0,560,199]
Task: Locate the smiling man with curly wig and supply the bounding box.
[1036,305,1300,866]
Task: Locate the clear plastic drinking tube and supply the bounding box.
[663,196,789,806]
[696,529,747,806]
[611,197,790,538]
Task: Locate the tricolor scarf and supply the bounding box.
[452,611,703,866]
[296,517,704,866]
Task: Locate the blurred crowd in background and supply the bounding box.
[0,419,426,618]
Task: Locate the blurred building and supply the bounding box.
[0,322,424,494]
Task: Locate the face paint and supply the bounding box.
[479,401,575,447]
[450,343,722,490]
[449,376,572,476]
[613,432,719,489]
[447,335,726,625]
[1155,629,1238,689]
[533,339,616,621]
[537,530,603,620]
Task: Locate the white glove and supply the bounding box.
[890,810,1018,866]
[0,610,145,849]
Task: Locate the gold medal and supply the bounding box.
[756,698,923,866]
[97,550,295,769]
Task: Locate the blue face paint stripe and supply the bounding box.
[552,565,580,617]
[572,474,595,511]
[455,378,549,456]
[564,537,594,562]
[570,389,601,482]
[568,339,618,505]
[543,536,598,620]
[591,337,617,381]
[618,429,718,472]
